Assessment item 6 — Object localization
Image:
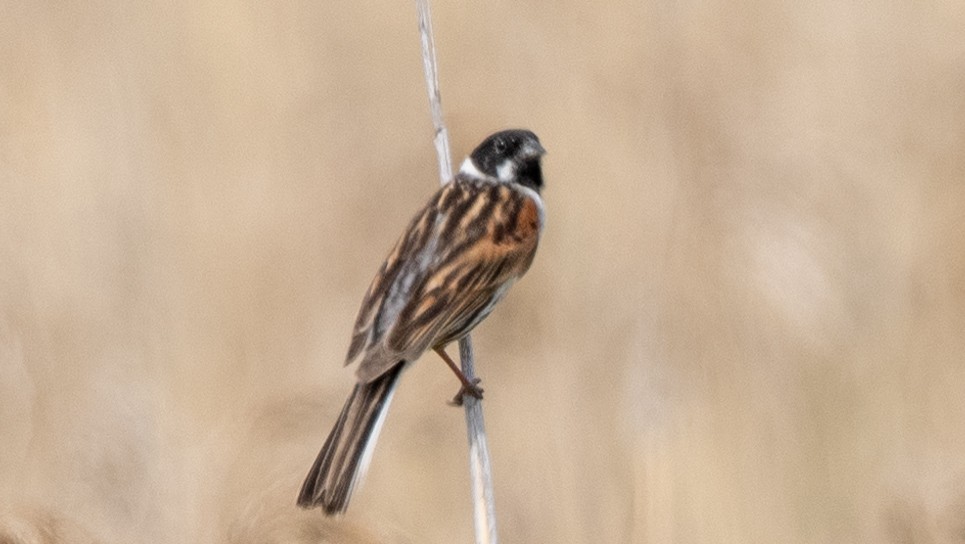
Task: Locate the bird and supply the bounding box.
[296,129,547,515]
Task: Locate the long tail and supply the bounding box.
[297,363,405,514]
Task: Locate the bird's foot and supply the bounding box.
[449,378,484,406]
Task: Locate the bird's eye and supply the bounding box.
[494,139,507,154]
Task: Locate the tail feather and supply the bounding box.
[297,363,405,514]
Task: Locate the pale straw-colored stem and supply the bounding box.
[414,1,499,542]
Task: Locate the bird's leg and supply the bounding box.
[433,347,484,405]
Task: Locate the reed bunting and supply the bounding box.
[297,129,547,515]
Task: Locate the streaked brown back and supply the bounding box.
[346,177,542,384]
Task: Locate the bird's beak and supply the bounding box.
[524,140,547,158]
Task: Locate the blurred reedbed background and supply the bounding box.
[2,1,965,543]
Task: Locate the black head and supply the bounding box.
[465,129,546,192]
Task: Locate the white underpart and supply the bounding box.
[470,280,514,330]
[459,158,492,181]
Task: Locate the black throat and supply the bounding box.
[516,160,543,194]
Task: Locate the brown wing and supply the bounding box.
[346,179,542,384]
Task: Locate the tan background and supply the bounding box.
[2,1,965,543]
